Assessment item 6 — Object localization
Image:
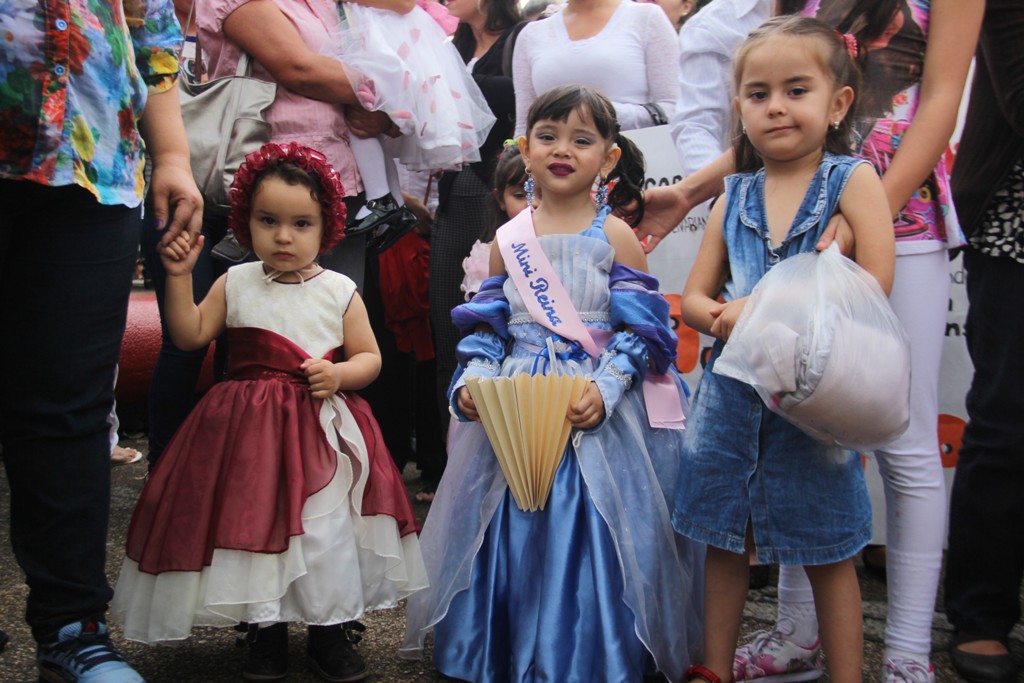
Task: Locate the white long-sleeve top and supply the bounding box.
[512,0,681,135]
[670,0,772,176]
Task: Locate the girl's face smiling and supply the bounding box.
[521,108,620,202]
[249,176,324,281]
[735,35,853,168]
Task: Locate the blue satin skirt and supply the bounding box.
[432,451,654,683]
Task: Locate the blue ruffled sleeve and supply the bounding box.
[447,276,512,421]
[450,275,511,339]
[608,264,678,374]
[590,332,649,424]
[588,264,679,424]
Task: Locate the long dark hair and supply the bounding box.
[452,0,522,62]
[525,85,647,226]
[798,0,925,120]
[732,15,861,173]
[482,145,528,243]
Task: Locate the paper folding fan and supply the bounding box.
[465,373,589,512]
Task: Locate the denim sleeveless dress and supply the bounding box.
[672,153,873,565]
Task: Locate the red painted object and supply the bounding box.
[116,289,215,404]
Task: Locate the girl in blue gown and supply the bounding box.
[401,85,704,683]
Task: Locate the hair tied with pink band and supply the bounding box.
[836,30,859,59]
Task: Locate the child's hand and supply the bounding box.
[356,78,378,111]
[709,296,748,341]
[159,233,204,277]
[568,381,605,430]
[301,359,343,398]
[456,386,479,421]
[816,214,856,257]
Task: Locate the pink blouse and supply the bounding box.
[197,0,363,197]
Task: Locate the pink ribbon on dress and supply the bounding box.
[497,209,685,430]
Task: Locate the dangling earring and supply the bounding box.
[831,120,841,131]
[595,176,609,207]
[524,172,535,208]
[741,123,748,135]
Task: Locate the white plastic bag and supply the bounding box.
[713,243,910,452]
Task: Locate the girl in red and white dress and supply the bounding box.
[112,142,427,682]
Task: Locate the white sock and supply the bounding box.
[349,135,390,218]
[883,547,942,663]
[776,565,819,647]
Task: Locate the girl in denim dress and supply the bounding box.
[672,17,896,683]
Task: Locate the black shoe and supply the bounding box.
[0,628,8,653]
[367,206,420,253]
[748,564,771,590]
[948,635,1018,683]
[862,545,887,583]
[307,623,368,682]
[346,194,404,238]
[243,623,289,682]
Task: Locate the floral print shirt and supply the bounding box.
[0,0,182,207]
[802,0,964,252]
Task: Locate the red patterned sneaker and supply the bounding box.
[733,625,824,682]
[882,657,935,683]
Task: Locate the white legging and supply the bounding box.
[778,248,950,660]
[348,134,403,203]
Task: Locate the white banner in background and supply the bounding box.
[625,125,972,543]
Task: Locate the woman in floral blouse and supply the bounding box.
[0,0,201,680]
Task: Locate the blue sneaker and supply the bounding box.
[37,619,144,683]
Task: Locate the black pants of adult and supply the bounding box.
[360,251,445,479]
[428,170,490,435]
[945,247,1024,642]
[139,207,228,468]
[0,180,139,642]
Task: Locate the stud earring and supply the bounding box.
[595,177,609,207]
[742,124,748,135]
[524,172,535,208]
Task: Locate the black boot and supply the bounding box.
[243,622,289,682]
[307,623,368,682]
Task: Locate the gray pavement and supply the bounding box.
[0,433,1021,682]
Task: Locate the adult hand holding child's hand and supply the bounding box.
[159,232,204,275]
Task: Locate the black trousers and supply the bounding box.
[139,207,228,467]
[945,248,1024,642]
[428,171,490,434]
[0,180,140,641]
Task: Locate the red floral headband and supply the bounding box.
[228,142,348,255]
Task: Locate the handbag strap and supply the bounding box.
[234,52,255,77]
[177,0,252,79]
[178,0,196,61]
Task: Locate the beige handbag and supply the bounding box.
[178,51,277,213]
